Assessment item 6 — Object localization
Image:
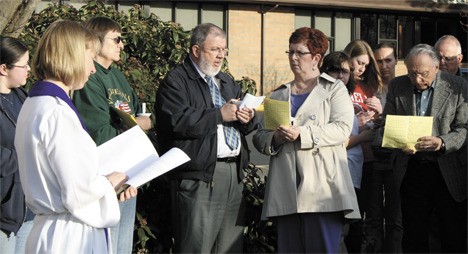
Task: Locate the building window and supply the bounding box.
[147,2,173,22]
[175,3,199,30]
[398,16,417,59]
[201,4,224,26]
[360,14,378,47]
[378,15,398,55]
[145,1,226,31]
[295,9,353,52]
[361,14,415,59]
[335,13,353,51]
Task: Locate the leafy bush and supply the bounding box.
[243,164,277,253]
[19,0,269,253]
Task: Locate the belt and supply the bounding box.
[217,156,237,163]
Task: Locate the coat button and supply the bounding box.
[313,137,320,144]
[309,115,316,120]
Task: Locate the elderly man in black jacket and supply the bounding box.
[155,23,259,253]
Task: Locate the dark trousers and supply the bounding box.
[171,161,245,253]
[345,162,373,253]
[276,212,343,253]
[366,164,403,253]
[400,159,467,253]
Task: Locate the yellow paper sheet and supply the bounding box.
[382,115,433,150]
[263,98,291,130]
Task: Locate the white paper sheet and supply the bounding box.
[97,126,190,188]
[234,93,265,109]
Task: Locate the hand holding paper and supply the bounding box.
[382,115,433,151]
[111,106,138,129]
[98,126,190,191]
[263,98,291,130]
[235,93,265,109]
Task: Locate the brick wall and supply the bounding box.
[228,4,295,96]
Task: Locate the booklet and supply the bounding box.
[97,126,190,191]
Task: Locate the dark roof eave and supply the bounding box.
[204,0,468,14]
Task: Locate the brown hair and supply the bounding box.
[83,16,122,42]
[0,37,29,67]
[344,39,383,94]
[320,51,356,94]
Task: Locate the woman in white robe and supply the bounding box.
[14,20,137,253]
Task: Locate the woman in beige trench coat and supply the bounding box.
[253,27,360,253]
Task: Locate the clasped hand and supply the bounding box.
[273,125,300,145]
[220,99,255,124]
[364,96,383,115]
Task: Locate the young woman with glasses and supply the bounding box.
[0,36,33,254]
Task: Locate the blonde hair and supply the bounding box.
[32,20,100,88]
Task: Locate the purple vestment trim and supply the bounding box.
[28,81,88,131]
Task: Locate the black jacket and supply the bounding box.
[155,57,259,182]
[0,87,27,234]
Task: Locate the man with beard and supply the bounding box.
[155,23,259,253]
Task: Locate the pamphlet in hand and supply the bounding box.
[97,126,190,192]
[382,115,433,151]
[233,93,265,109]
[263,98,291,130]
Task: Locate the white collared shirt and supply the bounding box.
[190,57,241,157]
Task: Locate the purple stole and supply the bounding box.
[28,81,88,131]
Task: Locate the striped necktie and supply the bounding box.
[205,76,239,150]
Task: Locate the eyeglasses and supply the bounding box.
[285,50,312,57]
[440,55,459,63]
[408,71,430,79]
[204,47,229,56]
[9,63,29,70]
[105,36,123,44]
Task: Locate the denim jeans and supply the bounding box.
[110,197,136,254]
[0,220,34,254]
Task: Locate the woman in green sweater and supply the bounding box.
[73,17,152,254]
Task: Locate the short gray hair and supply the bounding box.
[190,23,226,50]
[434,35,462,54]
[404,44,440,66]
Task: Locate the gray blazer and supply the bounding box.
[383,71,468,202]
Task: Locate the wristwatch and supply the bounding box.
[440,140,446,152]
